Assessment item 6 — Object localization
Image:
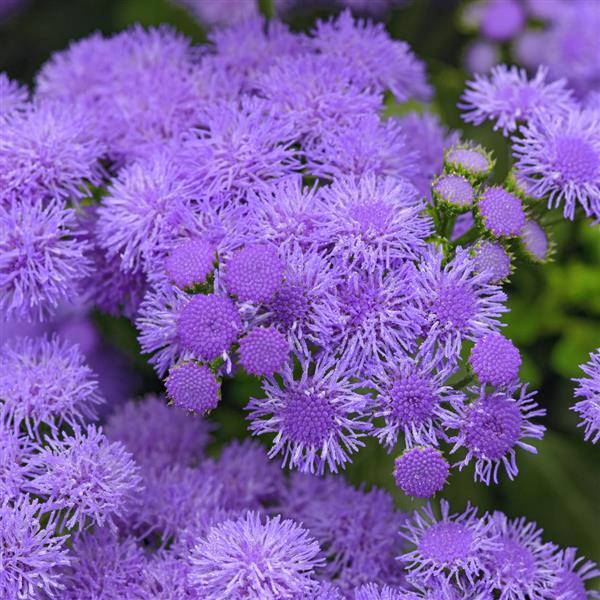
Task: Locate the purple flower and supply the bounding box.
[512,108,600,220]
[165,237,216,290]
[433,174,475,211]
[0,425,34,501]
[177,293,242,362]
[0,199,93,322]
[317,175,431,267]
[444,385,546,485]
[256,53,382,142]
[177,0,258,26]
[460,65,575,135]
[393,446,450,498]
[96,149,202,275]
[223,244,285,303]
[0,495,70,599]
[399,500,497,588]
[0,335,102,436]
[0,72,29,122]
[24,425,142,531]
[0,100,104,203]
[372,357,464,449]
[184,98,301,200]
[62,529,146,600]
[552,547,600,600]
[572,348,600,444]
[478,0,525,42]
[188,511,324,599]
[166,361,221,414]
[469,332,522,388]
[483,512,561,599]
[333,265,423,372]
[238,327,289,377]
[105,393,213,473]
[246,352,373,474]
[445,144,494,181]
[520,219,551,262]
[311,10,431,102]
[414,246,508,366]
[354,583,406,600]
[477,186,526,238]
[304,115,419,183]
[472,240,512,283]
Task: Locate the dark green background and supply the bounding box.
[2,0,598,566]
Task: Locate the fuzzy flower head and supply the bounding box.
[444,385,546,485]
[24,425,142,532]
[373,357,464,449]
[311,10,431,102]
[445,144,494,181]
[469,332,522,388]
[477,186,526,238]
[317,175,431,268]
[188,512,324,600]
[0,199,92,322]
[0,335,102,436]
[520,219,551,263]
[165,361,221,414]
[0,100,104,203]
[176,293,242,362]
[393,446,450,498]
[483,512,561,600]
[552,547,600,600]
[572,348,600,444]
[0,496,70,599]
[512,108,600,220]
[399,501,497,588]
[247,352,373,474]
[473,240,512,283]
[433,174,475,211]
[0,426,33,501]
[0,72,29,122]
[165,237,216,290]
[460,65,576,135]
[223,243,285,303]
[478,0,526,42]
[238,327,289,377]
[414,245,508,366]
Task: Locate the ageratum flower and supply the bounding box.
[399,500,497,588]
[512,108,600,220]
[393,446,450,498]
[311,10,431,102]
[472,240,512,283]
[24,425,142,531]
[0,72,29,122]
[372,357,464,449]
[520,220,551,263]
[188,512,324,600]
[476,0,525,42]
[572,348,600,444]
[165,237,216,290]
[354,583,405,600]
[483,512,560,600]
[246,352,373,474]
[0,424,33,501]
[165,361,221,414]
[238,327,289,377]
[62,529,146,600]
[177,0,258,26]
[0,335,102,436]
[460,65,575,135]
[304,115,419,183]
[333,265,423,372]
[444,385,546,485]
[0,100,104,203]
[96,149,203,275]
[37,26,205,161]
[414,246,508,366]
[469,332,522,388]
[433,174,475,211]
[316,175,431,267]
[477,186,526,238]
[551,547,600,600]
[0,199,93,322]
[0,496,70,599]
[105,393,213,473]
[184,97,301,201]
[445,144,494,181]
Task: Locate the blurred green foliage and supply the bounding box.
[2,0,598,565]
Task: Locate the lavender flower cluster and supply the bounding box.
[2,351,599,598]
[1,6,599,599]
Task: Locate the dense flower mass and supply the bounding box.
[1,4,599,598]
